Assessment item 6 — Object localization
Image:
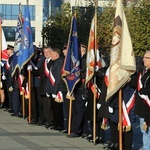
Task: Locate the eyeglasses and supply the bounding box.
[143,57,150,59]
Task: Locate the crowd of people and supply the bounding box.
[0,43,150,150]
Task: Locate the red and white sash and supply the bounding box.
[49,69,55,86]
[138,73,150,107]
[44,60,49,77]
[6,60,10,70]
[18,74,25,95]
[122,91,135,132]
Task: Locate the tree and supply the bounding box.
[125,0,150,56]
[97,0,150,56]
[42,0,150,56]
[42,3,72,50]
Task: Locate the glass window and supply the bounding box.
[12,5,19,20]
[3,26,35,42]
[3,27,16,41]
[0,4,35,20]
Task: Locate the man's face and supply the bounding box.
[143,52,150,69]
[43,48,52,59]
[51,51,59,60]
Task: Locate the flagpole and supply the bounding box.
[26,0,32,124]
[119,89,123,150]
[68,97,72,135]
[0,19,2,89]
[22,91,25,119]
[67,17,74,135]
[18,2,26,119]
[93,0,98,145]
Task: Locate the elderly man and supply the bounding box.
[134,50,150,150]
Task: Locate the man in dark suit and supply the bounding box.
[134,50,150,150]
[30,46,53,126]
[3,45,14,112]
[45,48,64,130]
[28,46,45,124]
[67,44,87,138]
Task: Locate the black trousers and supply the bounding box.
[53,99,63,128]
[42,96,53,125]
[72,87,86,134]
[31,87,44,122]
[109,120,133,150]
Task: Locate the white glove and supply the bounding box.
[82,95,86,100]
[27,65,32,71]
[97,103,101,110]
[0,61,4,67]
[108,106,113,113]
[34,66,38,70]
[85,102,88,107]
[52,94,56,98]
[2,74,6,80]
[9,86,13,92]
[138,92,148,100]
[46,93,50,97]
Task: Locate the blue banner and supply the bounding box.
[11,8,23,76]
[17,5,34,71]
[63,16,80,98]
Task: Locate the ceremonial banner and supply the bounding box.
[106,0,136,101]
[11,4,23,76]
[17,5,34,71]
[62,16,80,99]
[85,16,95,85]
[85,15,103,85]
[1,29,8,62]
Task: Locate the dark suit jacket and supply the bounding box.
[32,58,52,96]
[45,57,63,95]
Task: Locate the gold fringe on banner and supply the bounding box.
[122,125,131,132]
[55,98,63,103]
[101,124,108,130]
[142,122,148,132]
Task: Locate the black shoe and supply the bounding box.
[0,104,4,108]
[30,119,37,124]
[8,109,13,113]
[11,113,22,117]
[3,108,8,111]
[103,141,112,148]
[96,137,104,144]
[55,126,63,131]
[82,133,88,139]
[44,123,51,129]
[50,126,56,130]
[88,136,99,143]
[106,143,118,150]
[37,121,44,126]
[67,133,80,138]
[59,129,68,133]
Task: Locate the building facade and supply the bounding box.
[0,0,115,47]
[0,0,44,47]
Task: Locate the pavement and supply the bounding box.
[0,109,143,150]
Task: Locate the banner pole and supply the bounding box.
[93,0,98,145]
[0,19,2,89]
[28,70,31,123]
[119,89,123,150]
[68,99,72,135]
[22,92,25,119]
